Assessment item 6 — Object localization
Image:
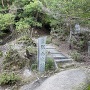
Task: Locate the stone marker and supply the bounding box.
[38,37,46,72]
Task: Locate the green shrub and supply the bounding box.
[85,84,90,90]
[0,72,20,86]
[46,36,52,44]
[26,46,37,54]
[45,57,55,71]
[70,51,83,62]
[18,36,34,46]
[31,64,37,70]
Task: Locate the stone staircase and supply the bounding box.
[46,44,73,68]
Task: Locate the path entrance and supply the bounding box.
[32,38,73,68]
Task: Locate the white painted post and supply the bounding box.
[38,37,47,72]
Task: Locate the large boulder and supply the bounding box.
[35,69,88,90]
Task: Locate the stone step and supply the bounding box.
[54,59,73,62]
[46,48,56,49]
[51,53,67,58]
[46,49,59,53]
[46,45,56,49]
[50,52,62,54]
[59,62,76,68]
[53,57,68,59]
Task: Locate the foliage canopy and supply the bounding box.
[0,0,89,37]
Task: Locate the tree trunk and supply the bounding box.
[1,0,4,7]
[10,24,14,32]
[7,0,10,7]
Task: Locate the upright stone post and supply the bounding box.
[88,41,90,55]
[38,37,46,72]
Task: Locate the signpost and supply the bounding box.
[38,37,46,72]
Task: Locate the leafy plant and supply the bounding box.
[16,19,29,33]
[85,84,90,90]
[18,36,34,46]
[46,36,52,44]
[45,57,55,71]
[26,46,37,54]
[0,13,15,37]
[0,72,20,86]
[23,0,43,27]
[0,14,15,30]
[31,64,37,70]
[70,51,83,62]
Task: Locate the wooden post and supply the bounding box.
[69,18,72,49]
[30,28,33,38]
[88,41,90,55]
[69,30,72,49]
